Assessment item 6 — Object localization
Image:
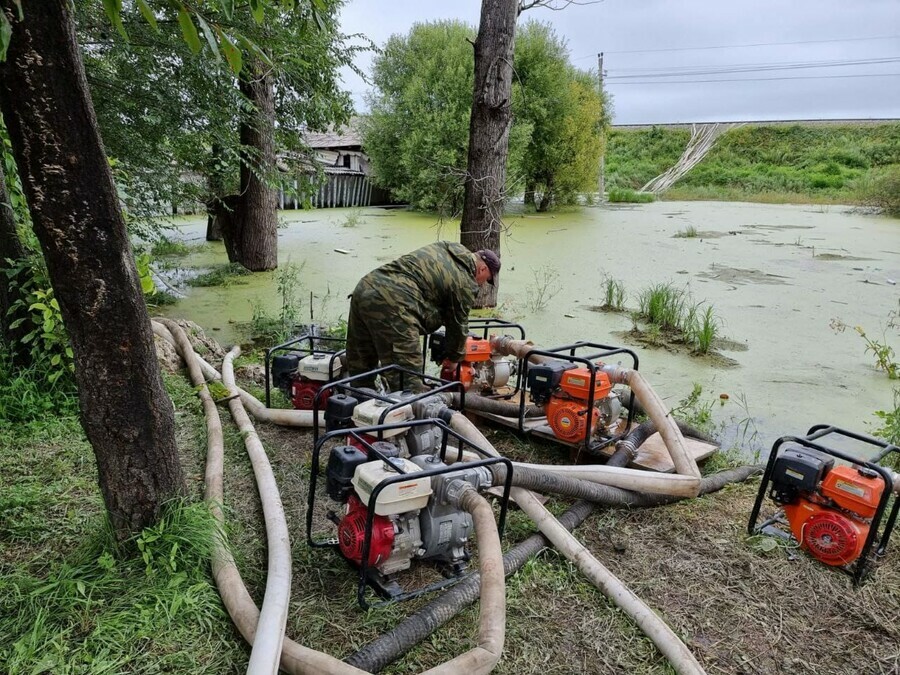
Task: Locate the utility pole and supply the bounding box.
[597,52,606,203]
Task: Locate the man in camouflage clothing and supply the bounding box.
[346,241,500,391]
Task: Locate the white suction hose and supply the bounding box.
[158,320,507,674]
[152,320,323,427]
[223,347,292,675]
[444,408,708,675]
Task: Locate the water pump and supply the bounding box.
[527,361,621,443]
[748,425,899,584]
[431,333,517,394]
[272,352,344,410]
[324,443,492,596]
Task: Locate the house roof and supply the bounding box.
[304,116,363,149]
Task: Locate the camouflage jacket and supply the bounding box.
[363,241,476,361]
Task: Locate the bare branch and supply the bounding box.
[519,0,603,14]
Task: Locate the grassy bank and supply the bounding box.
[3,348,899,673]
[607,122,900,208]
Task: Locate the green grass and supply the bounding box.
[601,275,627,311]
[607,122,900,205]
[636,283,721,354]
[187,262,252,288]
[150,236,191,257]
[608,187,655,203]
[673,224,698,238]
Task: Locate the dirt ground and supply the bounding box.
[182,373,899,675]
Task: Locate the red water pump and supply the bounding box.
[271,352,341,410]
[749,426,899,584]
[527,361,614,443]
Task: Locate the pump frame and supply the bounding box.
[424,318,528,400]
[307,418,513,609]
[263,332,346,407]
[519,341,640,453]
[747,424,899,585]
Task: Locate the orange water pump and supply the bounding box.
[527,361,613,443]
[748,426,898,584]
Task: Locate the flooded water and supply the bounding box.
[158,201,899,455]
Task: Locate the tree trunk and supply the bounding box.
[221,59,278,271]
[524,183,535,207]
[205,143,224,241]
[0,160,28,357]
[459,0,518,308]
[537,188,553,212]
[0,0,185,542]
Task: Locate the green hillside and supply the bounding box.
[606,122,900,210]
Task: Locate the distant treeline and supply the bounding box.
[606,122,900,211]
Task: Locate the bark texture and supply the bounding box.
[0,161,28,355]
[221,59,278,270]
[0,0,185,540]
[459,0,518,307]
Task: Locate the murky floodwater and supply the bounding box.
[158,201,899,455]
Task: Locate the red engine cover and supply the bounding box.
[784,500,870,566]
[338,495,395,566]
[291,377,329,410]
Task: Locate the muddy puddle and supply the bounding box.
[157,201,899,456]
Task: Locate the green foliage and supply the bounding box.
[674,224,698,238]
[340,208,363,228]
[860,165,900,215]
[636,282,720,354]
[249,260,305,342]
[872,388,900,446]
[4,255,74,386]
[187,262,252,287]
[151,236,191,257]
[607,122,900,203]
[78,0,355,224]
[608,187,654,203]
[0,352,79,426]
[363,21,476,214]
[514,22,608,210]
[854,325,898,379]
[670,383,716,438]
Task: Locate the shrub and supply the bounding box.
[608,188,654,203]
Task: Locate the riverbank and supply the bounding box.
[2,358,898,674]
[607,122,900,212]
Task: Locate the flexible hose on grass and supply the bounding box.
[152,320,323,428]
[344,500,595,673]
[223,347,292,675]
[161,321,508,674]
[512,487,707,675]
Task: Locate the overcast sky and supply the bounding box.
[337,0,900,125]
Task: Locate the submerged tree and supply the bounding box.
[0,0,185,540]
[363,21,476,214]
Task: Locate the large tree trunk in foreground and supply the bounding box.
[459,0,518,308]
[0,161,28,358]
[221,59,278,270]
[0,0,185,541]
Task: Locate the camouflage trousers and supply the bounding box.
[346,278,426,392]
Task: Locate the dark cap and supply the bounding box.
[476,249,501,286]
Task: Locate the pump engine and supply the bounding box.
[527,362,620,443]
[325,445,491,592]
[271,352,342,410]
[767,446,886,566]
[431,334,516,394]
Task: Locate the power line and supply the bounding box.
[574,34,900,59]
[607,72,900,85]
[607,56,900,80]
[610,56,900,75]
